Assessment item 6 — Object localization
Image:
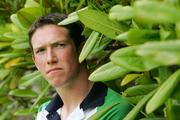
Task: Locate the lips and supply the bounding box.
[46,68,63,74]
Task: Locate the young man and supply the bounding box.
[29,13,132,120]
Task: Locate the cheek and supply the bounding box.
[34,56,46,72]
[60,48,78,67]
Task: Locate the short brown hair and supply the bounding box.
[28,13,85,51]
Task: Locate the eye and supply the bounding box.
[35,48,45,54]
[54,43,66,48]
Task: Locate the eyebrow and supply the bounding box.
[33,39,67,50]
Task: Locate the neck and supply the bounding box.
[55,65,93,115]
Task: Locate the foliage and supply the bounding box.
[0,0,180,120]
[0,0,86,119]
[76,0,180,119]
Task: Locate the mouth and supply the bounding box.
[46,68,63,74]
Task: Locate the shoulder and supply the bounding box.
[97,88,132,120]
[103,88,132,107]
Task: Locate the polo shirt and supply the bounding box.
[36,82,132,120]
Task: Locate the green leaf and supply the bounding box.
[125,95,144,104]
[10,14,27,30]
[89,62,129,81]
[134,1,180,23]
[14,109,34,116]
[109,5,134,21]
[11,61,33,67]
[0,96,9,104]
[146,69,180,114]
[121,73,141,86]
[140,118,164,120]
[160,25,171,40]
[78,8,128,39]
[24,0,40,8]
[19,71,42,87]
[124,84,158,97]
[135,72,154,85]
[136,40,180,65]
[171,84,180,100]
[0,42,11,50]
[89,36,111,56]
[59,7,88,25]
[31,84,50,110]
[166,99,180,120]
[158,67,172,84]
[79,31,99,63]
[11,41,30,49]
[0,68,9,80]
[176,22,180,38]
[0,110,10,120]
[0,58,9,64]
[123,90,156,120]
[110,46,158,71]
[17,7,42,28]
[127,29,160,45]
[9,89,37,97]
[59,11,79,25]
[0,53,28,58]
[0,24,16,42]
[115,32,128,41]
[4,31,28,40]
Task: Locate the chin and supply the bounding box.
[49,79,66,88]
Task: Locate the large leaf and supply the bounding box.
[4,58,22,69]
[0,68,9,80]
[4,31,27,40]
[59,7,88,25]
[121,73,141,86]
[124,84,158,97]
[136,40,180,65]
[0,24,15,42]
[77,8,128,39]
[123,90,156,120]
[17,7,42,28]
[19,71,42,87]
[166,99,180,120]
[88,36,111,56]
[89,62,129,81]
[140,118,164,120]
[0,58,9,64]
[9,89,37,97]
[134,1,180,23]
[0,96,9,104]
[31,84,50,110]
[14,109,35,116]
[24,0,40,8]
[11,41,30,49]
[127,29,160,45]
[109,5,133,21]
[0,42,11,50]
[125,95,144,104]
[158,67,172,84]
[10,14,27,30]
[0,52,28,58]
[146,69,180,114]
[110,46,158,71]
[79,31,99,63]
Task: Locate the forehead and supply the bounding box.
[31,24,72,48]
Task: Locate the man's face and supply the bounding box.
[31,24,80,88]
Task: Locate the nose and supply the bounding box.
[47,48,58,65]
